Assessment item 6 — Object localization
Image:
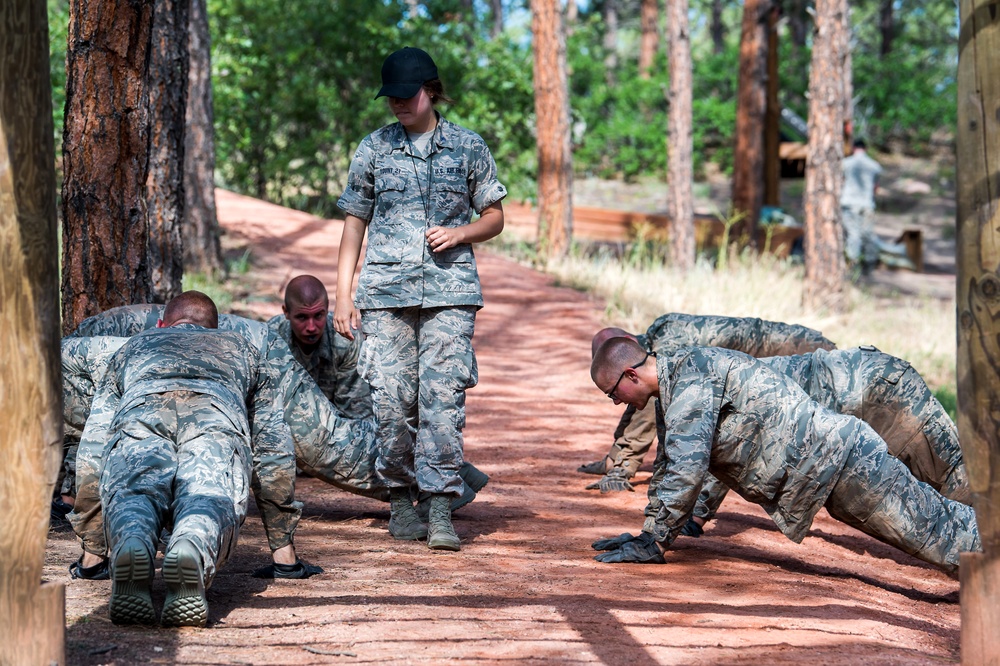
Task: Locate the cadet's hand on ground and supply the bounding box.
[592,532,640,551]
[680,518,704,538]
[252,560,323,579]
[593,533,665,564]
[585,467,634,493]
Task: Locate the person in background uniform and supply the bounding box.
[334,47,506,551]
[589,337,979,576]
[76,292,307,627]
[841,138,883,274]
[579,314,837,492]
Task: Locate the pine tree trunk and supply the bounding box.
[147,0,189,303]
[61,0,155,332]
[879,0,894,57]
[710,0,726,54]
[764,5,780,208]
[638,0,659,79]
[802,0,847,312]
[955,0,1000,659]
[603,0,618,85]
[531,0,573,260]
[490,0,504,38]
[183,0,223,277]
[0,2,66,662]
[667,0,694,270]
[731,0,771,243]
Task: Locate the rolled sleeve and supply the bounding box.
[468,137,507,213]
[337,139,377,221]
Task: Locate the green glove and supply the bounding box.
[585,467,634,493]
[593,532,665,564]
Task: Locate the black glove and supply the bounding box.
[592,532,639,551]
[252,559,323,579]
[585,467,634,493]
[593,532,665,564]
[680,518,704,538]
[69,556,109,580]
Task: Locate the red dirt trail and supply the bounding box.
[46,190,961,665]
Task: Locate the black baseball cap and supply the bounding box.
[375,47,438,100]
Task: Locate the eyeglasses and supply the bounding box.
[606,354,649,401]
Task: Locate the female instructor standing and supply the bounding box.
[334,47,506,551]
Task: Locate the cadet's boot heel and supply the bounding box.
[109,536,156,626]
[161,539,208,627]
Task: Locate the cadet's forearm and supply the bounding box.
[336,216,366,305]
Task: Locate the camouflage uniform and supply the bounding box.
[841,150,883,270]
[598,315,836,477]
[337,114,506,495]
[77,325,299,584]
[691,346,971,521]
[266,312,373,419]
[69,321,301,559]
[643,347,979,574]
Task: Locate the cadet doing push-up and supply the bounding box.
[589,337,979,575]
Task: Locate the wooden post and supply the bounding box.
[955,0,1000,663]
[0,1,67,664]
[764,5,780,208]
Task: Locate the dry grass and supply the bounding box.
[541,248,956,390]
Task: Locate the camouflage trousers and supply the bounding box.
[824,424,980,575]
[861,361,970,504]
[606,401,658,476]
[283,373,388,501]
[100,391,251,585]
[842,206,879,270]
[360,306,477,496]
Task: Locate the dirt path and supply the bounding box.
[48,191,960,665]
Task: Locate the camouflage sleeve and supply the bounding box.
[332,328,374,420]
[647,375,719,547]
[757,321,836,355]
[67,350,126,556]
[467,135,507,213]
[692,474,730,521]
[248,334,303,551]
[336,136,377,221]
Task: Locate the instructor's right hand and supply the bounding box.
[333,300,360,340]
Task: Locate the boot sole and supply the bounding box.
[161,541,208,627]
[109,538,156,626]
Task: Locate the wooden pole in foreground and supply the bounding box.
[0,1,66,664]
[955,0,1000,663]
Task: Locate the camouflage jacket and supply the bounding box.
[336,115,507,309]
[267,312,373,419]
[647,347,857,547]
[643,313,835,358]
[70,322,301,554]
[61,336,129,442]
[68,303,165,338]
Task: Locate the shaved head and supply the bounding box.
[591,327,636,356]
[591,337,648,388]
[162,291,218,328]
[285,275,328,310]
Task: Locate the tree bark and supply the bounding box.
[667,0,694,270]
[0,2,66,663]
[565,0,578,29]
[802,0,847,312]
[183,0,223,277]
[787,0,808,53]
[731,0,772,243]
[147,0,189,303]
[531,0,573,261]
[879,0,895,57]
[603,0,619,85]
[955,0,1000,660]
[710,0,726,54]
[764,5,780,208]
[490,0,504,38]
[639,0,659,79]
[61,0,155,332]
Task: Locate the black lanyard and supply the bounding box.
[406,127,436,221]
